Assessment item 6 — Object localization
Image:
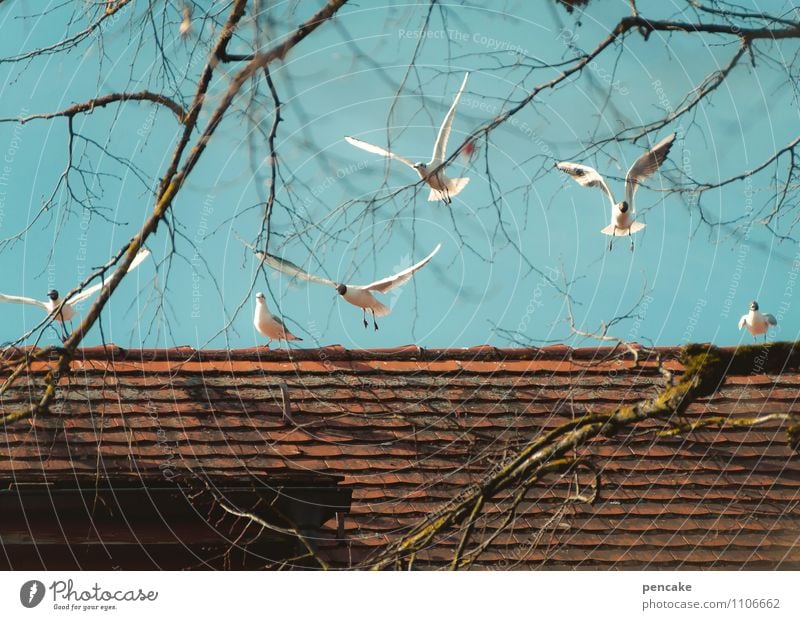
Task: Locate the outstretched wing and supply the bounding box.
[0,293,47,309]
[764,313,778,326]
[624,132,676,208]
[256,251,336,288]
[430,72,469,167]
[360,243,442,293]
[738,315,747,330]
[556,162,615,206]
[71,248,151,304]
[344,136,416,170]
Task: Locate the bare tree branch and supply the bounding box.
[0,91,187,124]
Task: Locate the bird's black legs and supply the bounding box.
[609,227,616,251]
[439,176,452,205]
[629,228,634,252]
[360,309,378,330]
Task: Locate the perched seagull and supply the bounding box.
[738,300,777,342]
[0,248,151,337]
[345,73,470,204]
[256,243,442,330]
[253,292,302,347]
[556,133,676,251]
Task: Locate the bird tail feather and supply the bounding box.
[601,221,646,236]
[371,300,392,317]
[428,176,470,202]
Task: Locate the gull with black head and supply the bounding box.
[345,73,470,204]
[0,248,151,340]
[738,300,777,342]
[253,243,442,331]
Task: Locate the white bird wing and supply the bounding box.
[738,315,748,330]
[556,162,615,206]
[0,293,47,309]
[260,305,287,329]
[764,313,778,326]
[344,136,416,170]
[624,132,676,208]
[71,248,151,304]
[69,281,104,305]
[430,72,469,167]
[359,243,442,293]
[256,251,336,288]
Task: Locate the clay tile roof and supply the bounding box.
[1,344,799,569]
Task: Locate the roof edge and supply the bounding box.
[1,343,694,363]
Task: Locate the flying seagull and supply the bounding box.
[345,72,470,204]
[256,243,442,330]
[253,292,302,347]
[556,133,676,251]
[738,300,777,342]
[0,248,151,337]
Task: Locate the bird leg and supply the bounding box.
[362,309,368,329]
[609,227,616,251]
[372,310,379,331]
[60,321,71,344]
[438,176,452,205]
[629,228,634,252]
[52,312,71,343]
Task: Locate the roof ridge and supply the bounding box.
[0,343,694,363]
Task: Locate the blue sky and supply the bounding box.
[0,1,797,350]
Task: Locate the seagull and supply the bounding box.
[256,243,442,330]
[556,133,676,251]
[0,248,151,338]
[253,292,302,347]
[738,300,777,342]
[345,72,470,204]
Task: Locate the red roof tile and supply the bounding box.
[1,344,799,569]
